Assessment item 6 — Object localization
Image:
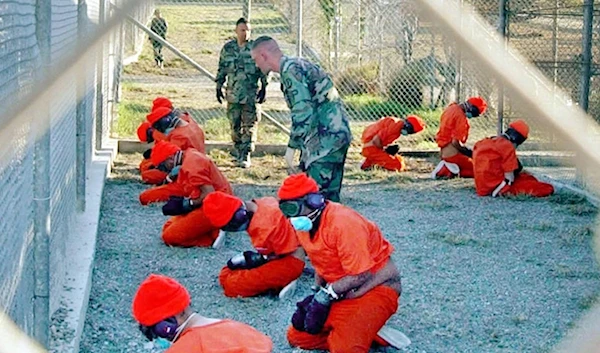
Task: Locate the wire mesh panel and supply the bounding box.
[0,0,39,335]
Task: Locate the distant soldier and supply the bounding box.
[251,36,352,202]
[215,17,268,168]
[149,9,168,68]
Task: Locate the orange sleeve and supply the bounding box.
[500,141,519,172]
[330,219,376,276]
[452,114,469,144]
[379,119,403,146]
[168,130,191,150]
[250,198,300,255]
[184,157,212,199]
[361,120,382,143]
[151,129,167,142]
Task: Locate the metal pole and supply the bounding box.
[357,0,362,66]
[33,0,51,347]
[577,0,593,187]
[579,0,593,112]
[497,0,508,135]
[334,0,341,72]
[243,0,252,21]
[76,0,89,212]
[455,0,463,101]
[297,0,303,57]
[127,15,291,134]
[95,0,106,150]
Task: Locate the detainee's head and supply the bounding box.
[251,36,282,75]
[150,141,181,172]
[235,18,250,42]
[504,119,529,147]
[402,115,426,135]
[203,191,253,232]
[154,9,161,17]
[278,173,326,232]
[132,274,193,343]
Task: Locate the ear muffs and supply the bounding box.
[152,112,177,133]
[152,316,179,340]
[304,193,325,209]
[222,207,251,232]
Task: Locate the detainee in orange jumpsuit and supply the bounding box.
[432,96,487,179]
[138,97,206,185]
[278,173,409,353]
[361,115,426,171]
[132,274,273,353]
[203,191,306,298]
[473,119,554,197]
[141,141,233,247]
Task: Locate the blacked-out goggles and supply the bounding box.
[278,193,325,218]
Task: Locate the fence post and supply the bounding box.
[33,0,51,347]
[76,0,90,212]
[497,0,508,134]
[243,0,252,21]
[577,0,593,186]
[455,0,463,101]
[334,0,341,72]
[580,0,592,112]
[297,0,303,57]
[95,0,105,150]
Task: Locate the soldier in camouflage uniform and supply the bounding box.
[216,18,268,168]
[149,9,168,68]
[251,36,352,202]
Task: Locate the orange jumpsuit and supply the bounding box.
[360,117,406,171]
[219,197,305,298]
[140,116,206,185]
[140,149,232,247]
[473,137,554,197]
[433,103,474,178]
[167,320,273,353]
[287,202,399,353]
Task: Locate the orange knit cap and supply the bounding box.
[132,274,190,326]
[467,96,487,115]
[203,191,244,228]
[147,107,172,125]
[405,115,425,133]
[137,121,152,142]
[152,97,173,111]
[509,119,529,139]
[150,141,180,166]
[278,173,319,200]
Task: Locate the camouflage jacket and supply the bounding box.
[279,56,352,167]
[150,17,167,38]
[216,39,267,104]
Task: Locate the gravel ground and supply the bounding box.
[79,152,600,353]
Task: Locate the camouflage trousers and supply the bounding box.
[150,39,163,63]
[303,146,349,202]
[227,102,260,153]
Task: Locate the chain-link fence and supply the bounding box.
[0,0,153,347]
[115,0,598,192]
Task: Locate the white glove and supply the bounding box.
[284,147,295,168]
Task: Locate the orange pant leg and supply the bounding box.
[287,285,399,353]
[361,146,404,172]
[219,256,305,298]
[505,173,554,197]
[139,183,187,205]
[444,154,474,178]
[162,207,220,247]
[141,170,168,185]
[139,158,153,173]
